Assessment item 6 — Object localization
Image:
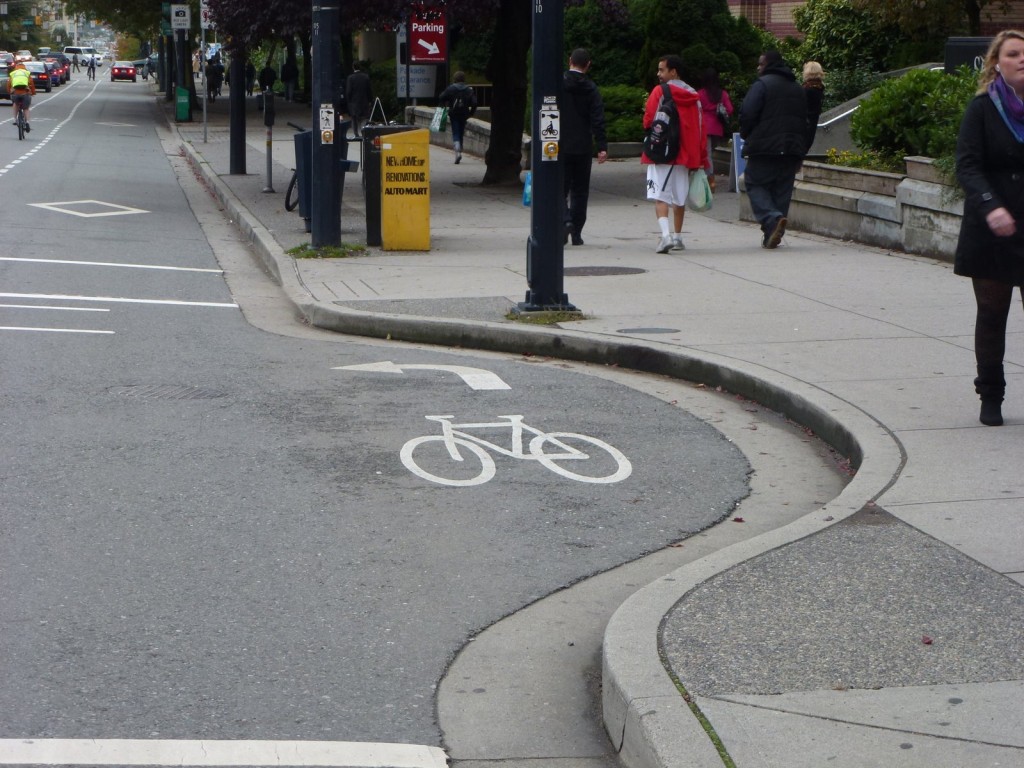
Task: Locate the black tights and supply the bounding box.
[972,278,1023,398]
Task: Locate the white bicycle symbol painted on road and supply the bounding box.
[400,414,633,487]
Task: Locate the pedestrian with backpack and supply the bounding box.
[642,54,709,253]
[438,71,477,163]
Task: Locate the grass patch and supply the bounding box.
[506,310,586,325]
[287,242,366,259]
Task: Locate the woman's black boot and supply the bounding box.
[975,364,1005,426]
[980,399,1003,427]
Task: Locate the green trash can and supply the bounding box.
[175,86,190,122]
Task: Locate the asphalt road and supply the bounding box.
[0,78,751,750]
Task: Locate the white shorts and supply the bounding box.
[645,164,689,206]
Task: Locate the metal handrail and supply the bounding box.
[819,106,859,128]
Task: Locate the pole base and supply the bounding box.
[515,291,579,314]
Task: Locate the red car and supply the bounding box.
[44,56,69,83]
[110,61,136,82]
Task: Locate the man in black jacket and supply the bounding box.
[739,50,808,249]
[560,48,608,246]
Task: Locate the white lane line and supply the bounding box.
[0,326,114,334]
[0,739,449,768]
[0,78,103,177]
[0,257,223,274]
[0,304,110,311]
[0,293,238,308]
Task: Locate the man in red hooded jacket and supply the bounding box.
[642,54,710,253]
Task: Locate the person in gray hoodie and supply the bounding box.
[561,48,608,245]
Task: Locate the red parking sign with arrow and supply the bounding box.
[409,9,446,63]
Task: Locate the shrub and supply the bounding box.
[825,148,903,172]
[600,84,647,142]
[849,66,976,160]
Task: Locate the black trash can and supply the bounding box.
[362,124,420,247]
[293,129,313,231]
[945,37,992,73]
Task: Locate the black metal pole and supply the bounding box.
[519,0,574,311]
[229,56,246,174]
[311,0,341,247]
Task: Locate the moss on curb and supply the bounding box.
[287,243,366,259]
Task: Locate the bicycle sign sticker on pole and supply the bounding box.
[400,414,632,487]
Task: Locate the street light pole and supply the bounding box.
[311,0,341,247]
[518,0,575,312]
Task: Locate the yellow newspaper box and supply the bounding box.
[380,129,430,251]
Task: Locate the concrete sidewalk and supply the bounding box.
[166,90,1024,768]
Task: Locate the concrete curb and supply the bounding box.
[180,137,906,768]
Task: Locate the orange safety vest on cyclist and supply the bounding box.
[9,68,31,90]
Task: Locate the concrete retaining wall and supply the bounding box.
[741,157,963,261]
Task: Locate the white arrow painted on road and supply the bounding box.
[416,39,440,56]
[335,361,510,390]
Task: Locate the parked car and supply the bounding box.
[0,65,9,102]
[110,61,137,82]
[25,61,54,92]
[44,53,71,83]
[133,52,160,80]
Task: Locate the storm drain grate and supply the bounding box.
[564,266,646,277]
[108,385,227,400]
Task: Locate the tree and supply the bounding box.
[852,0,1012,37]
[794,0,902,71]
[64,0,164,38]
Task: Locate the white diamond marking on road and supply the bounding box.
[28,200,149,217]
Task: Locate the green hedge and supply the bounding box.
[600,84,647,142]
[850,67,977,161]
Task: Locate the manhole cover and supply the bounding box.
[108,385,226,400]
[617,327,682,334]
[564,266,646,277]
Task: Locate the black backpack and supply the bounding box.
[450,87,474,117]
[643,83,680,164]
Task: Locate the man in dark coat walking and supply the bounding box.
[739,50,808,249]
[560,48,608,246]
[345,63,372,138]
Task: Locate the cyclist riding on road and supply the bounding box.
[9,61,35,133]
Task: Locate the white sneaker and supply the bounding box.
[671,233,684,250]
[656,234,674,253]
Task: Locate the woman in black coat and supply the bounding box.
[954,29,1024,426]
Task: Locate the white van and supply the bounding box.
[64,46,102,66]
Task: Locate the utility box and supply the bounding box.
[292,121,357,235]
[292,129,313,231]
[175,86,190,121]
[362,124,423,247]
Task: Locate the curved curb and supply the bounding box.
[180,139,905,768]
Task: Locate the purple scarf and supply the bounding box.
[988,74,1024,142]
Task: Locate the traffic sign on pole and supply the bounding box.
[200,0,215,30]
[170,3,190,30]
[409,9,446,63]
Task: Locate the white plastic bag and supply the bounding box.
[687,168,713,212]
